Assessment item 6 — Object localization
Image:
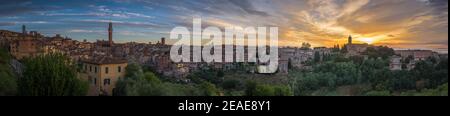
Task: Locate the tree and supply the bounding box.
[253,84,275,96]
[300,42,311,50]
[0,71,17,96]
[187,68,223,84]
[332,44,341,52]
[125,63,144,78]
[363,46,395,59]
[245,80,293,96]
[388,71,416,91]
[217,70,225,78]
[364,90,391,96]
[333,54,350,62]
[273,85,293,96]
[116,63,165,96]
[0,49,17,96]
[114,63,144,96]
[199,81,220,96]
[244,81,258,96]
[314,51,321,63]
[116,63,209,96]
[349,56,365,65]
[221,79,242,90]
[359,59,389,84]
[18,53,88,96]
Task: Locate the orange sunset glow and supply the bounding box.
[0,0,447,53]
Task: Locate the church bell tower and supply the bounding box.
[108,22,113,47]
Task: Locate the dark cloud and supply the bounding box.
[76,19,164,29]
[0,22,16,27]
[0,0,33,17]
[227,0,269,16]
[429,0,448,11]
[133,0,270,16]
[0,0,61,17]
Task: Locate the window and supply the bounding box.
[88,76,92,83]
[104,79,111,85]
[118,66,121,73]
[85,65,87,71]
[95,67,98,73]
[89,66,92,72]
[94,78,97,85]
[105,67,109,74]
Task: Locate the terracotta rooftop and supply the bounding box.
[82,55,127,65]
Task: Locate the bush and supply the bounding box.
[18,53,88,96]
[273,85,293,96]
[400,83,448,96]
[244,80,292,96]
[199,81,220,96]
[364,91,391,96]
[221,79,242,90]
[116,63,219,96]
[253,84,275,96]
[0,71,17,96]
[0,49,17,96]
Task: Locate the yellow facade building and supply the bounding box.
[81,56,127,96]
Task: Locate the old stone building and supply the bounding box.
[389,56,402,71]
[395,50,437,61]
[345,35,371,56]
[0,30,21,49]
[280,47,314,69]
[1,25,46,60]
[9,38,42,60]
[80,56,128,96]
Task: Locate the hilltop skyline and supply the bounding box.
[0,0,448,53]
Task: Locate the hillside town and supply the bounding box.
[0,23,446,96]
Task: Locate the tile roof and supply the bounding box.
[82,55,127,65]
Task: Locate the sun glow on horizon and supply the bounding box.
[359,37,377,44]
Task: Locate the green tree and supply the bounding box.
[364,90,391,96]
[273,85,293,96]
[388,71,416,91]
[125,63,144,78]
[221,79,242,90]
[116,63,207,96]
[116,63,165,96]
[400,83,448,96]
[18,53,88,96]
[314,51,321,63]
[0,71,17,96]
[363,46,395,59]
[244,81,291,96]
[188,68,223,84]
[244,81,258,96]
[0,48,17,96]
[199,81,220,96]
[253,84,275,96]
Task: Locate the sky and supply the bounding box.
[0,0,448,53]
